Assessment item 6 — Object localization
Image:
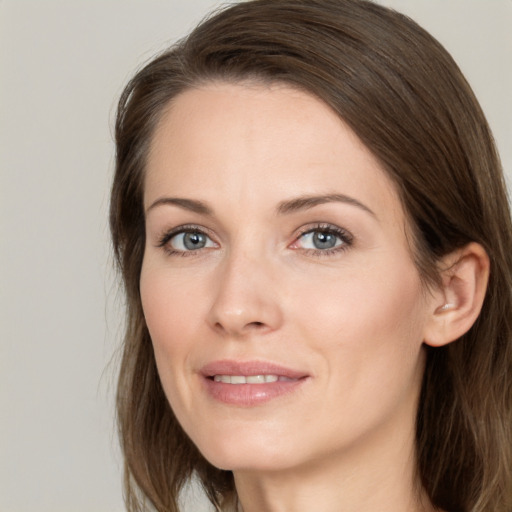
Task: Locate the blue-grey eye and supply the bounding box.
[298,230,343,250]
[170,231,215,251]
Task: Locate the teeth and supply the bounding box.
[212,374,283,384]
[247,375,265,384]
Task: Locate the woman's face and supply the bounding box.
[141,82,435,473]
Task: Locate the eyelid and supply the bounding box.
[156,224,218,253]
[155,222,353,257]
[289,223,353,252]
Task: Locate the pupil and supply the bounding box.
[313,231,336,249]
[184,232,206,250]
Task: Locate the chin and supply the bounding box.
[191,426,303,473]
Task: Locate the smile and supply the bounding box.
[201,360,309,406]
[212,375,297,384]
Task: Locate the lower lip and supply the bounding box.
[203,377,307,406]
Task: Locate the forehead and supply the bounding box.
[145,82,404,227]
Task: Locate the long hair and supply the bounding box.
[110,1,512,510]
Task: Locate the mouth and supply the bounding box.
[210,374,298,384]
[200,360,309,406]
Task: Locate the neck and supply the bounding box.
[233,412,435,512]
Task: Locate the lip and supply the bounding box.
[200,359,309,407]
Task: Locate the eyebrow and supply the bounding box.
[146,197,213,216]
[277,194,375,217]
[146,193,375,217]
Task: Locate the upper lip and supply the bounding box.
[200,359,308,379]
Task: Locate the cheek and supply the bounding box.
[287,259,427,440]
[139,263,210,425]
[319,250,421,325]
[290,256,427,379]
[139,263,205,377]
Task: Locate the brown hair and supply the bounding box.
[110,1,512,510]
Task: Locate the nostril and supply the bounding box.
[213,320,267,335]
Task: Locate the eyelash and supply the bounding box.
[292,223,353,257]
[156,223,353,258]
[157,224,216,257]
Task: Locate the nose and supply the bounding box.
[207,249,284,338]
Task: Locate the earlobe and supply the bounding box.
[424,242,490,347]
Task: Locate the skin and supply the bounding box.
[140,82,445,512]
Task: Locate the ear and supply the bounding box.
[423,242,490,347]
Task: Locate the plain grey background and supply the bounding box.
[1,1,510,511]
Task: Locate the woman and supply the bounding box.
[110,0,512,511]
